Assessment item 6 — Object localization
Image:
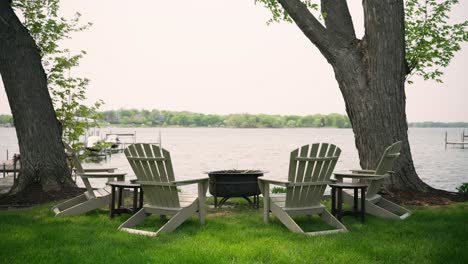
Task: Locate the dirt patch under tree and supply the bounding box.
[0,183,85,209]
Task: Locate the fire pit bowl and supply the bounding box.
[207,170,264,208]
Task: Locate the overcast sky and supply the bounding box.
[1,0,467,122]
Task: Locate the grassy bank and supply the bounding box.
[0,200,467,263]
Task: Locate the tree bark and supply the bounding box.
[278,0,430,191]
[0,0,75,194]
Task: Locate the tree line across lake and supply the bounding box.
[1,110,468,128]
[100,110,351,128]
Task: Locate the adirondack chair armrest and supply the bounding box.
[133,181,175,187]
[173,177,209,186]
[287,181,331,187]
[78,172,126,181]
[258,179,330,187]
[258,177,290,187]
[349,169,376,174]
[349,169,395,174]
[79,167,117,173]
[333,172,388,181]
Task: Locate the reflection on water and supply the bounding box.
[1,127,467,192]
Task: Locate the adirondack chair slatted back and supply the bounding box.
[285,143,341,208]
[125,144,180,208]
[63,142,95,197]
[366,141,402,197]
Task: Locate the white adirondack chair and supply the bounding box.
[333,141,411,220]
[119,143,209,236]
[52,142,126,217]
[259,143,347,236]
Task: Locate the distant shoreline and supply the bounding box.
[408,122,468,128]
[98,124,468,129]
[1,110,468,129]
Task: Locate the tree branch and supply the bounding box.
[277,0,336,59]
[321,0,356,40]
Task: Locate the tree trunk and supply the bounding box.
[332,50,429,191]
[278,0,431,191]
[330,0,429,191]
[0,0,75,194]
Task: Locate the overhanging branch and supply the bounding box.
[278,0,336,59]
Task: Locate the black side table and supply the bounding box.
[329,182,368,223]
[108,181,144,219]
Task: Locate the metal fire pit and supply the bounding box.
[207,170,264,208]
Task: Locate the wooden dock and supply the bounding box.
[445,131,468,149]
[0,175,14,194]
[1,159,20,185]
[1,160,20,172]
[105,132,137,151]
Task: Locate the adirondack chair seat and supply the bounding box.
[142,193,199,211]
[119,144,209,236]
[269,194,326,214]
[259,143,347,236]
[339,188,411,220]
[52,143,126,217]
[339,187,410,219]
[340,190,382,203]
[120,186,207,237]
[333,142,411,220]
[84,186,111,199]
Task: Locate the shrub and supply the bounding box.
[456,183,468,195]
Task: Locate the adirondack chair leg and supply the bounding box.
[52,194,87,213]
[119,209,162,236]
[342,191,410,220]
[319,209,348,233]
[119,208,149,230]
[377,198,412,219]
[259,181,270,223]
[55,196,109,217]
[156,202,198,235]
[364,201,404,220]
[198,182,207,224]
[269,202,304,234]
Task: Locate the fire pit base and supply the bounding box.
[216,195,260,209]
[207,170,264,209]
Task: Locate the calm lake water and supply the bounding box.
[0,127,467,192]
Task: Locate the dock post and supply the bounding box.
[463,130,468,150]
[3,163,5,177]
[13,159,16,183]
[461,131,465,149]
[445,131,447,150]
[6,149,8,160]
[463,132,465,149]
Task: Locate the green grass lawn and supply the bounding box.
[0,199,467,264]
